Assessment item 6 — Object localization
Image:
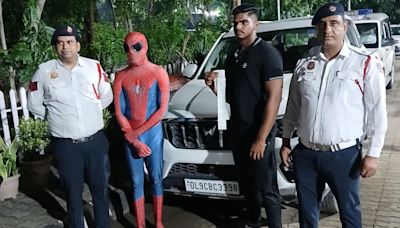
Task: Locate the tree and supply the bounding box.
[0,0,55,87]
[4,0,398,80]
[91,22,126,71]
[0,0,13,91]
[0,0,6,50]
[0,0,49,90]
[36,0,46,21]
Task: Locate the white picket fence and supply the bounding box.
[0,60,190,146]
[0,88,30,145]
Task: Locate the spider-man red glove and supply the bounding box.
[124,131,151,157]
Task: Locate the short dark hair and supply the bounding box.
[232,4,259,19]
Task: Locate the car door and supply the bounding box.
[381,19,395,79]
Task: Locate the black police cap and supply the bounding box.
[232,4,258,15]
[51,25,80,45]
[312,2,345,25]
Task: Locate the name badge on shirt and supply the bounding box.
[50,71,58,79]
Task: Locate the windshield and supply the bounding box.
[356,23,378,48]
[198,27,316,78]
[198,20,360,79]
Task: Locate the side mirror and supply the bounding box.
[382,37,395,47]
[182,64,198,79]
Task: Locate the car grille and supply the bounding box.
[168,163,237,180]
[162,118,232,150]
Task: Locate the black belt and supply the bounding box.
[52,130,101,144]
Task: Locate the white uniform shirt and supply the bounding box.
[28,56,113,139]
[282,42,387,157]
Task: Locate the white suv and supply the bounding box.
[390,24,400,56]
[353,12,396,89]
[161,16,364,212]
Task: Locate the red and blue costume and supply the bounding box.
[113,32,169,228]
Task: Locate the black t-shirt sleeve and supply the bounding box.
[260,43,283,81]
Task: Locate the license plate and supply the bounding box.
[184,178,240,195]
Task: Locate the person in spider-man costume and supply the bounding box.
[113,32,169,228]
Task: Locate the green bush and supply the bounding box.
[18,118,50,158]
[91,23,127,71]
[186,16,227,64]
[139,11,187,65]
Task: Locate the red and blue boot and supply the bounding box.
[153,195,164,228]
[133,197,146,228]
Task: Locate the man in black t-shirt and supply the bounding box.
[205,4,283,228]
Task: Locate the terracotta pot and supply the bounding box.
[21,154,53,189]
[0,174,20,201]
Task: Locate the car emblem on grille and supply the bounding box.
[204,126,217,136]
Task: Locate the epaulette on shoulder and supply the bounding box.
[38,59,56,69]
[348,45,368,56]
[80,56,99,64]
[301,46,321,59]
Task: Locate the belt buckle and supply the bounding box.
[72,137,89,144]
[315,143,330,151]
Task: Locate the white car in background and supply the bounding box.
[390,24,400,56]
[353,12,396,89]
[161,15,365,213]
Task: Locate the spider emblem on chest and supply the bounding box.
[134,85,141,94]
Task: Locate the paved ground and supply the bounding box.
[1,62,400,228]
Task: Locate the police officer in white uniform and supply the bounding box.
[27,25,113,228]
[280,3,387,228]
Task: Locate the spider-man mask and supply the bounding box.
[124,32,148,66]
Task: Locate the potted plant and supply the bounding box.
[0,136,20,201]
[18,118,52,188]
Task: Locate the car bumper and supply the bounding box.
[162,137,297,199]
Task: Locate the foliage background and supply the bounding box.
[1,0,400,90]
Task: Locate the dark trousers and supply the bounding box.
[232,129,282,228]
[292,143,362,228]
[51,131,111,228]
